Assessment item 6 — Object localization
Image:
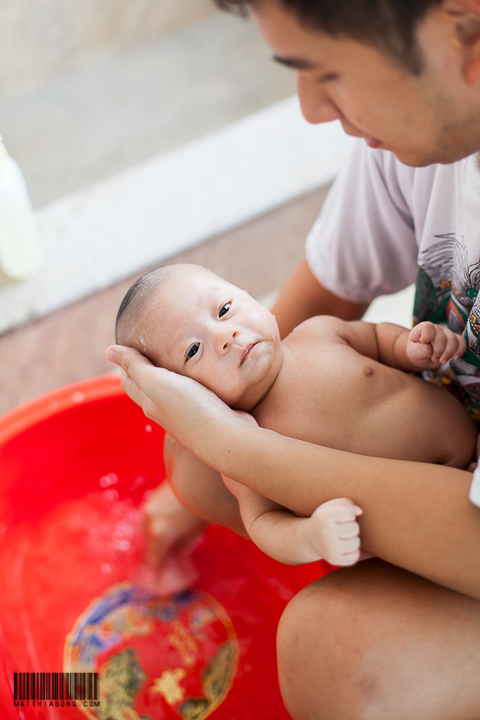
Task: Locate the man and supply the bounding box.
[107,1,480,717]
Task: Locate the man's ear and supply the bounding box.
[443,0,480,85]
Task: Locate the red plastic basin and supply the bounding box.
[0,375,327,719]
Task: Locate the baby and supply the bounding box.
[116,263,477,567]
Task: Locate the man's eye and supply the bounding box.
[186,343,200,361]
[219,302,231,318]
[316,72,339,84]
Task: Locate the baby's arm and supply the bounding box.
[224,409,364,566]
[224,472,363,566]
[343,320,466,372]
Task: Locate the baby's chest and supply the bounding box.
[257,347,387,443]
[295,344,382,403]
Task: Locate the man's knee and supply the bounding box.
[277,561,480,720]
[278,578,340,720]
[276,568,387,720]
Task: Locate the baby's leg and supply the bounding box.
[143,479,207,566]
[163,434,248,536]
[144,434,249,565]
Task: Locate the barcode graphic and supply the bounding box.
[13,673,99,701]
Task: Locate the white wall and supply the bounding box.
[0,0,216,97]
[0,98,355,334]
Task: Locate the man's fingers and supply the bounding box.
[106,344,157,386]
[120,368,141,398]
[120,369,159,420]
[107,344,181,421]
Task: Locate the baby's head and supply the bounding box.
[116,263,283,410]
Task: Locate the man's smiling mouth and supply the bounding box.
[240,343,258,365]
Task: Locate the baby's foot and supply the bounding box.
[306,497,363,566]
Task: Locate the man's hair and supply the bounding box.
[115,264,174,346]
[213,0,442,74]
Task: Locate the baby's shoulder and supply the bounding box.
[285,315,346,346]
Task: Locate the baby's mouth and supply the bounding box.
[240,342,258,365]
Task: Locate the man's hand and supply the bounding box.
[105,345,237,452]
[406,322,466,368]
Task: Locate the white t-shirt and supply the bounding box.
[305,139,480,506]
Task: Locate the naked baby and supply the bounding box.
[116,263,477,567]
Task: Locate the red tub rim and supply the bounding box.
[0,374,125,447]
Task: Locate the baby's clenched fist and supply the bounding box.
[407,321,466,368]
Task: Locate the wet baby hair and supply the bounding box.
[115,264,175,348]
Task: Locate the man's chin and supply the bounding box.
[391,143,479,168]
[391,150,435,168]
[359,137,437,167]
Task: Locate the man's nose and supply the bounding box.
[297,74,341,124]
[214,325,239,353]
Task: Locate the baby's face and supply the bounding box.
[137,266,283,410]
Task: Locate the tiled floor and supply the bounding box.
[0,187,329,416]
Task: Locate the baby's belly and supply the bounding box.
[340,376,473,464]
[271,367,477,468]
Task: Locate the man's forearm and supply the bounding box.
[191,417,480,599]
[272,255,369,338]
[108,348,480,597]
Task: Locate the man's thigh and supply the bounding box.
[277,559,480,720]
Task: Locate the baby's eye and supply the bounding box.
[219,302,231,318]
[186,343,200,361]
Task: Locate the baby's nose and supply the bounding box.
[216,326,239,352]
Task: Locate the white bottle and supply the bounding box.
[0,136,42,280]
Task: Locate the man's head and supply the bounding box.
[116,264,282,411]
[216,0,439,74]
[215,0,480,166]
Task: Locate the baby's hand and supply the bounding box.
[406,321,466,368]
[305,498,362,567]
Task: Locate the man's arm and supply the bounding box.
[106,347,480,600]
[271,255,370,339]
